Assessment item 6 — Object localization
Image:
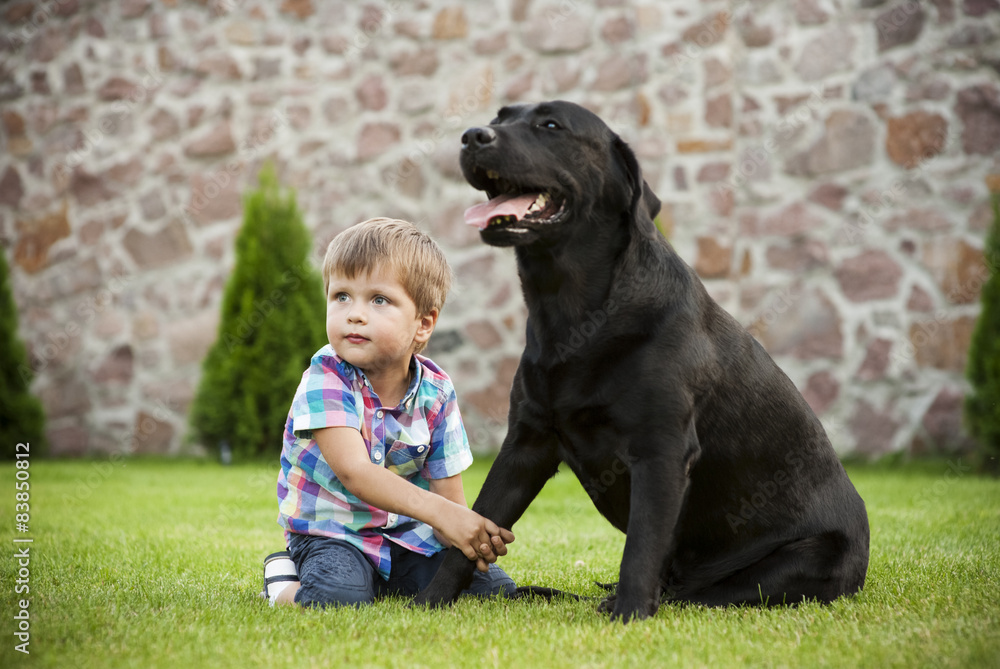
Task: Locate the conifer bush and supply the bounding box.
[966,194,1000,474]
[190,164,327,460]
[0,249,47,459]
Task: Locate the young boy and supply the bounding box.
[263,218,516,608]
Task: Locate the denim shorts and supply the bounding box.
[288,532,517,608]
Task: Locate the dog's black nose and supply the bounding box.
[462,126,496,149]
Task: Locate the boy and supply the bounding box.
[263,218,516,608]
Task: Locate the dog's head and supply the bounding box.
[460,100,660,247]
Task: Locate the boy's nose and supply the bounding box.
[347,305,366,323]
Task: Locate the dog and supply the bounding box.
[414,100,870,622]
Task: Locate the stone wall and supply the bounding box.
[1,0,998,457]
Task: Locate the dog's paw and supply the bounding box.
[596,593,616,614]
[598,594,657,623]
[411,590,453,610]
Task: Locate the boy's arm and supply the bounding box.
[315,426,513,571]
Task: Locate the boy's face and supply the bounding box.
[326,267,437,374]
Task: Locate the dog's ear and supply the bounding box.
[612,136,661,222]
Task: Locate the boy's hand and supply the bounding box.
[438,506,515,572]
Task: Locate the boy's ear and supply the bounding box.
[413,308,440,347]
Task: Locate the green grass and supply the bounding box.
[1,458,998,668]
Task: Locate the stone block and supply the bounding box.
[886,111,947,167]
[766,239,829,272]
[834,249,903,302]
[166,309,220,365]
[787,110,876,176]
[909,315,976,371]
[0,166,24,207]
[796,26,855,80]
[356,122,401,162]
[123,219,193,269]
[856,338,892,380]
[14,203,70,274]
[684,11,730,46]
[184,121,236,157]
[694,237,732,278]
[280,0,314,20]
[131,410,174,454]
[523,5,594,52]
[356,75,388,111]
[922,237,987,304]
[433,7,468,39]
[802,370,839,414]
[849,401,900,456]
[955,84,1000,155]
[751,288,843,360]
[876,2,925,51]
[93,344,134,383]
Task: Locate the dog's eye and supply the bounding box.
[538,120,562,130]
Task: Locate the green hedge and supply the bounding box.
[966,193,1000,474]
[189,164,327,460]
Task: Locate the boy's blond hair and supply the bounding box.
[322,218,452,352]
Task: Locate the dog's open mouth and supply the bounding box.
[463,169,566,232]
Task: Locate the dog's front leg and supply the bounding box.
[414,416,562,608]
[610,421,698,622]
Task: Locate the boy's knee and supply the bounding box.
[291,536,378,608]
[466,564,517,598]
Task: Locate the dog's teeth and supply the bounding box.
[525,193,549,215]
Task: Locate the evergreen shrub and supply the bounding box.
[0,249,47,459]
[190,164,327,460]
[966,194,1000,474]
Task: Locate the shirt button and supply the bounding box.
[417,445,425,454]
[373,452,382,461]
[376,410,383,419]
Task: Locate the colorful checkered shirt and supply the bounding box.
[276,344,473,579]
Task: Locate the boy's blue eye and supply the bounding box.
[335,293,349,303]
[373,296,388,306]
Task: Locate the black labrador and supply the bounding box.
[415,101,870,622]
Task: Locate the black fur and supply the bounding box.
[414,101,870,622]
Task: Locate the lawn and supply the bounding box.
[1,457,998,669]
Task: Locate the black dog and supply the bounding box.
[415,101,870,622]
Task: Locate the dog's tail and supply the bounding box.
[512,585,583,601]
[512,581,617,601]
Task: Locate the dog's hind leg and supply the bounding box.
[668,531,866,608]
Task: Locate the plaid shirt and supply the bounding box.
[277,344,473,579]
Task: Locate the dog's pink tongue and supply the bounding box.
[464,193,540,230]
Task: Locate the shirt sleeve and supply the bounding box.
[423,385,474,480]
[290,356,363,438]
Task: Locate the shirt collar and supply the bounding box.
[335,352,422,409]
